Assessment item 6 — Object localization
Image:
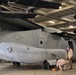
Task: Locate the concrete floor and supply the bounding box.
[0,62,76,75]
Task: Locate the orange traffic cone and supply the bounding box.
[52,68,56,71]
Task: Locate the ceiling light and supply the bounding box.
[59,6,62,9]
[69,25,74,28]
[48,21,55,24]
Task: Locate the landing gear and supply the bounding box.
[13,62,20,66]
[43,61,56,70]
[43,61,50,69]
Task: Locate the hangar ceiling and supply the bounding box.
[33,0,76,32]
[0,0,76,32]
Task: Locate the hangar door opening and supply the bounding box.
[68,41,74,51]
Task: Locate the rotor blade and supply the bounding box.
[0,11,37,18]
[3,0,61,9]
[15,0,61,9]
[0,0,8,4]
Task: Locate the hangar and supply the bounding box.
[0,0,76,75]
[0,0,76,32]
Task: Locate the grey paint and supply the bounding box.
[0,42,67,63]
[0,29,68,49]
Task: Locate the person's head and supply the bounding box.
[67,46,71,50]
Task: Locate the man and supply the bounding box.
[67,46,73,69]
[56,58,66,71]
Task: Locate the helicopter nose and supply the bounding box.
[0,52,10,61]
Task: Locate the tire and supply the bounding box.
[13,62,20,66]
[46,63,50,70]
[43,61,50,70]
[13,62,16,65]
[44,62,47,69]
[16,62,20,66]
